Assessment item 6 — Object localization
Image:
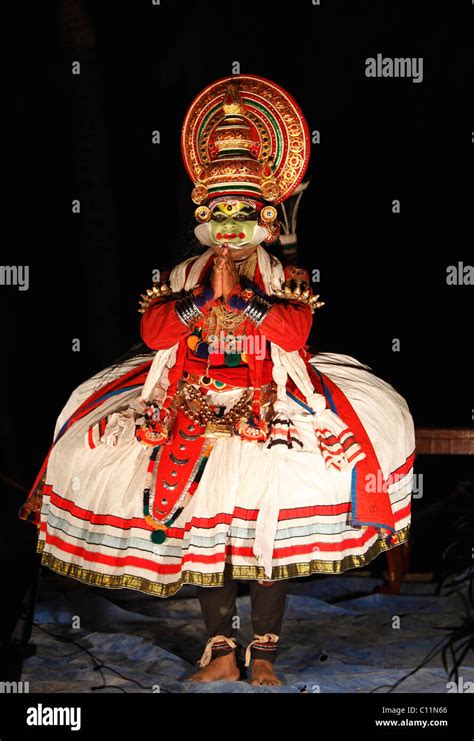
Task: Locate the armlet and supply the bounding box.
[274,264,325,314]
[138,279,173,314]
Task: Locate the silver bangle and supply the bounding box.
[174,295,204,328]
[242,295,272,327]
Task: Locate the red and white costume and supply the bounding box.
[20,245,414,597]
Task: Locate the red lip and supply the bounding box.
[216,232,240,240]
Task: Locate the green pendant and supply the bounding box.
[151,530,167,544]
[225,353,241,367]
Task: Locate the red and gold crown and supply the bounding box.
[181,74,311,206]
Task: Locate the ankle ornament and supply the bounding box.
[198,634,238,668]
[244,633,279,667]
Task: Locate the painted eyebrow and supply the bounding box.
[211,208,258,217]
[226,208,258,216]
[211,208,257,216]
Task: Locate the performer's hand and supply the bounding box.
[220,246,241,300]
[211,250,225,299]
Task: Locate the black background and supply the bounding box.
[3,0,472,491]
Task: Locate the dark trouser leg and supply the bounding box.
[246,579,289,665]
[195,576,239,665]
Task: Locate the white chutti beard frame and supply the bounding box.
[194,222,267,248]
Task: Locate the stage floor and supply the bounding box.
[21,572,474,693]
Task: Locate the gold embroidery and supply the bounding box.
[37,526,410,599]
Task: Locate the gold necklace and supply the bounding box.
[202,301,246,341]
[234,250,257,280]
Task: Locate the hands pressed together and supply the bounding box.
[211,245,241,300]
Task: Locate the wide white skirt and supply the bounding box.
[36,352,415,597]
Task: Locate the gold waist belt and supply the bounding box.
[175,378,277,438]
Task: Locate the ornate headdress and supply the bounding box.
[181,74,311,207]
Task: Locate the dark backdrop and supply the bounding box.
[3,0,472,492]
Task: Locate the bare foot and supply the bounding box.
[250,658,282,686]
[185,650,240,683]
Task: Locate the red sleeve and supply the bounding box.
[140,299,188,350]
[224,283,313,352]
[140,294,219,350]
[258,300,313,352]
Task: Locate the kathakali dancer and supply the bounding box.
[20,74,415,685]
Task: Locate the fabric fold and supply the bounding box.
[251,447,282,578]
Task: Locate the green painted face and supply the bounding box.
[210,201,258,245]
